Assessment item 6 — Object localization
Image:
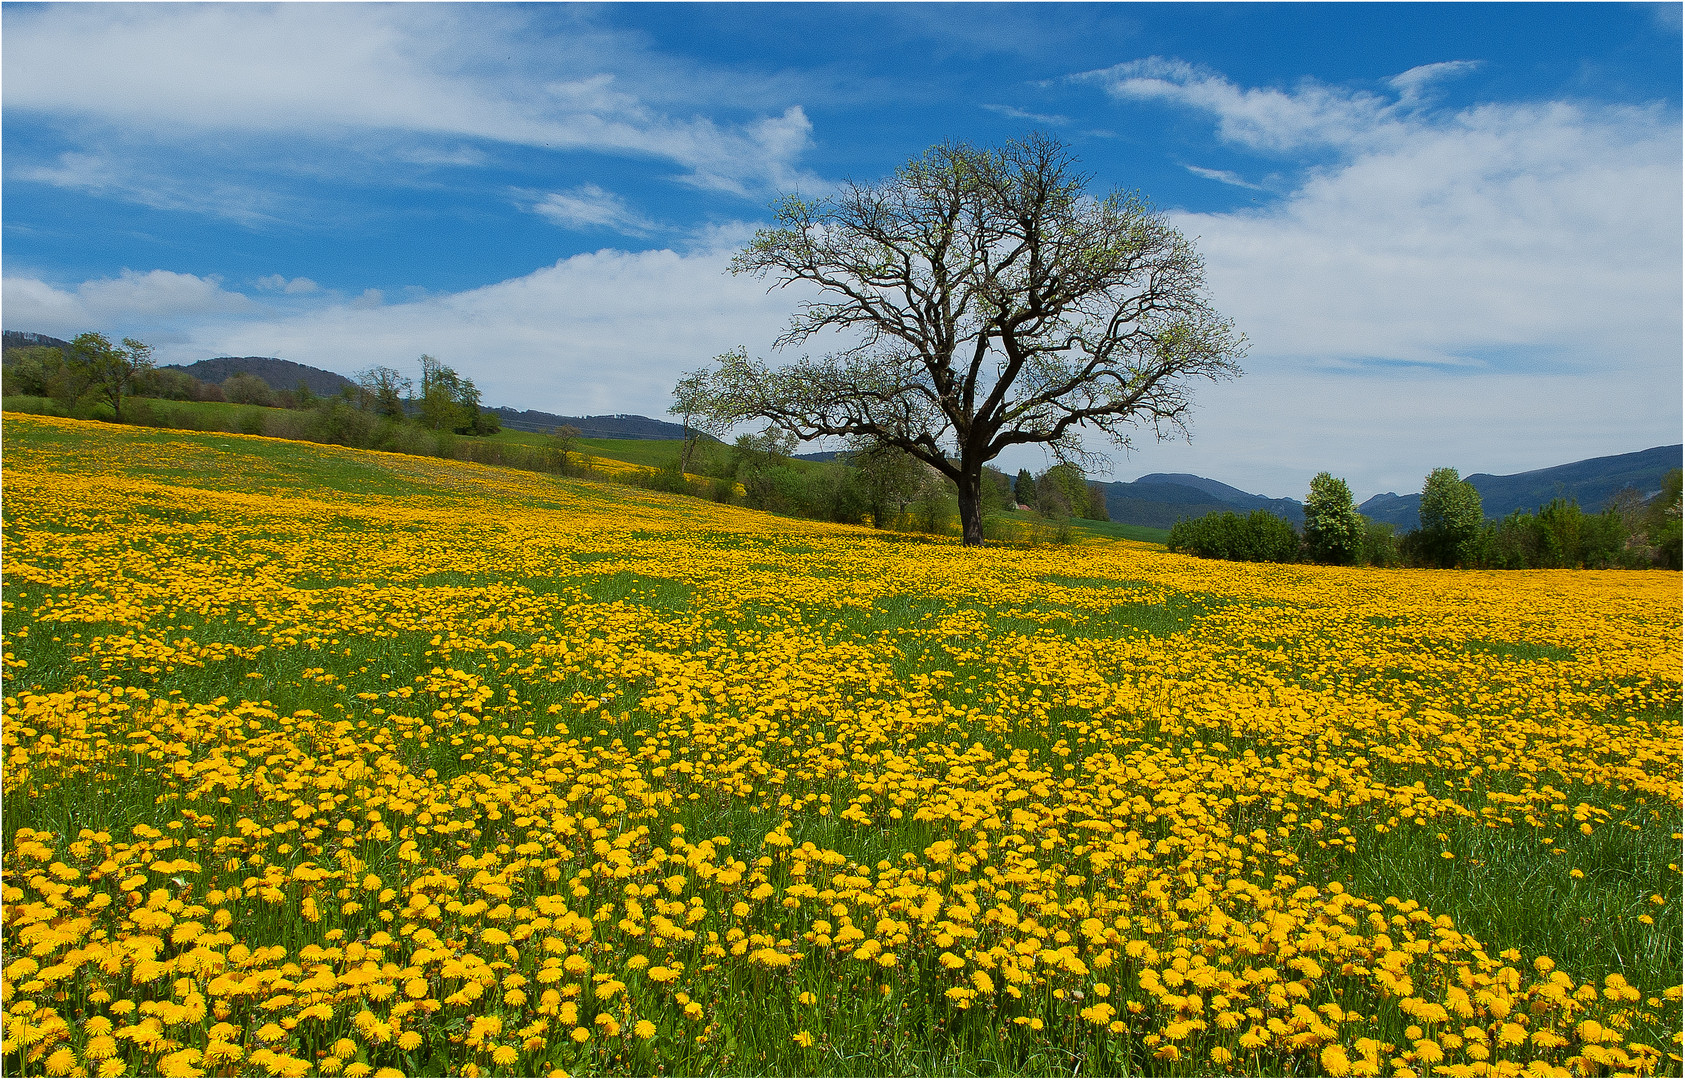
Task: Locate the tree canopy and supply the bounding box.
[673,134,1245,545]
[69,332,153,423]
[1419,467,1485,567]
[1303,472,1364,565]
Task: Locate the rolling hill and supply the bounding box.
[491,407,691,440]
[159,356,356,397]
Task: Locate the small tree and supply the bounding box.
[223,372,275,407]
[70,333,154,422]
[1037,462,1108,519]
[416,354,496,434]
[852,439,928,529]
[1418,467,1484,567]
[358,365,412,419]
[549,425,582,468]
[1646,468,1683,569]
[2,345,67,397]
[675,134,1245,546]
[1087,482,1111,522]
[1013,469,1035,509]
[1302,472,1365,565]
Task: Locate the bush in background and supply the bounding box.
[1168,509,1300,563]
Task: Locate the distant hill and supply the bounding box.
[1358,445,1683,528]
[3,330,75,354]
[160,356,355,397]
[492,407,691,441]
[1098,476,1304,529]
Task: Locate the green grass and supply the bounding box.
[1068,518,1171,545]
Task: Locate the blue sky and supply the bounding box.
[4,2,1680,499]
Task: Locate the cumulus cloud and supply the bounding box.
[526,185,658,236]
[1046,58,1683,495]
[12,245,811,420]
[1168,99,1681,374]
[1,270,255,341]
[1078,58,1681,377]
[1,5,819,195]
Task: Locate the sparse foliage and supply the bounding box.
[674,134,1245,545]
[358,365,412,419]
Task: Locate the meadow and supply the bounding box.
[2,414,1680,1078]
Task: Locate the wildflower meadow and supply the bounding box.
[2,414,1680,1077]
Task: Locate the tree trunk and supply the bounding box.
[957,469,985,547]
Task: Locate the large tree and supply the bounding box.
[674,134,1245,545]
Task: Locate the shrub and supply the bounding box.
[224,373,275,407]
[1168,509,1299,562]
[306,400,378,447]
[1361,519,1401,567]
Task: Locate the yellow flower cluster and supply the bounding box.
[2,415,1680,1077]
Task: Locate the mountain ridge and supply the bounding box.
[1356,445,1682,528]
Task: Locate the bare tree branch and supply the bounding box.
[686,134,1245,545]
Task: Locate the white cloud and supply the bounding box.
[1170,99,1681,373]
[1045,59,1683,496]
[1,270,255,341]
[982,103,1074,126]
[527,185,658,236]
[256,275,320,295]
[1,5,819,195]
[11,151,290,227]
[1183,165,1265,190]
[1387,60,1481,106]
[1078,57,1406,152]
[13,245,809,420]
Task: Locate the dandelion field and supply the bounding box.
[2,414,1681,1078]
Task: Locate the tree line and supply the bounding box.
[636,428,1110,541]
[3,334,503,440]
[1169,467,1682,570]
